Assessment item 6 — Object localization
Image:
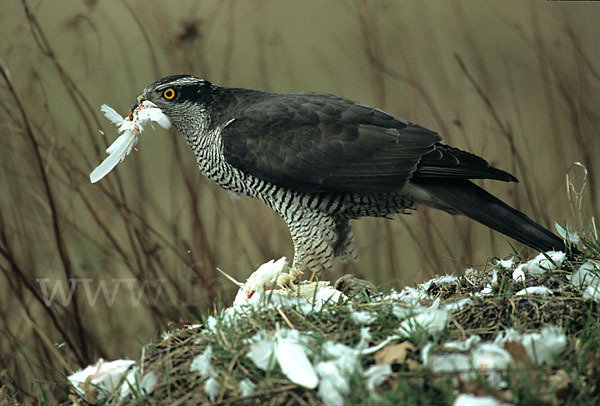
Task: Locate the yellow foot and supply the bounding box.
[277,266,304,289]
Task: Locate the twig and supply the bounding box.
[454,54,544,225]
[212,384,298,405]
[0,60,90,362]
[122,0,161,78]
[22,309,74,375]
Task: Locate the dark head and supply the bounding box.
[130,75,218,133]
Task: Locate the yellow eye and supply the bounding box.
[162,88,176,100]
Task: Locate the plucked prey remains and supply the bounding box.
[132,75,571,276]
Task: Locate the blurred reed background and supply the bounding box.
[0,0,598,402]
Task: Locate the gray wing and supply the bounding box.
[413,144,517,182]
[221,93,515,193]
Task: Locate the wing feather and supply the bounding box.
[221,93,440,192]
[413,144,518,182]
[220,91,516,192]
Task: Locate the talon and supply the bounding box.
[276,266,305,290]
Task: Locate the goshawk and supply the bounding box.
[131,75,572,277]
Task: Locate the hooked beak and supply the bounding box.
[128,95,144,120]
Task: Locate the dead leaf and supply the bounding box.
[549,369,572,401]
[503,341,528,367]
[406,359,422,371]
[374,341,415,365]
[584,349,600,378]
[457,377,513,403]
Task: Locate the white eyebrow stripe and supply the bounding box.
[156,77,205,90]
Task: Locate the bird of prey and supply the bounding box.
[131,75,572,278]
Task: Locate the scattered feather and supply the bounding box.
[432,274,459,285]
[294,281,347,305]
[362,334,402,356]
[363,364,391,392]
[554,223,580,244]
[464,268,477,276]
[512,265,526,281]
[313,285,346,304]
[246,332,276,371]
[419,275,459,292]
[357,327,372,349]
[471,343,514,388]
[571,261,599,289]
[514,286,553,296]
[427,342,513,389]
[453,393,510,406]
[316,361,349,406]
[583,284,600,302]
[204,376,220,402]
[68,359,135,400]
[494,326,567,365]
[315,340,363,406]
[493,328,523,346]
[491,268,499,284]
[275,331,318,389]
[476,269,499,297]
[387,285,431,305]
[398,308,450,338]
[420,342,434,366]
[428,353,471,374]
[523,251,565,275]
[441,298,473,313]
[476,287,494,297]
[350,310,377,325]
[246,328,319,389]
[570,262,600,302]
[520,325,567,365]
[238,378,256,397]
[190,345,214,377]
[119,368,157,400]
[496,258,514,269]
[206,316,218,332]
[443,335,482,352]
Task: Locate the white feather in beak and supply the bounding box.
[90,101,171,183]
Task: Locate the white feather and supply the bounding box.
[68,359,135,400]
[204,376,220,402]
[521,325,567,365]
[275,337,318,389]
[90,131,137,183]
[190,346,214,377]
[246,336,275,371]
[100,104,124,126]
[90,101,172,183]
[514,286,552,296]
[137,103,172,129]
[554,223,580,244]
[238,378,256,396]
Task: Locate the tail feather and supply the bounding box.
[413,179,572,254]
